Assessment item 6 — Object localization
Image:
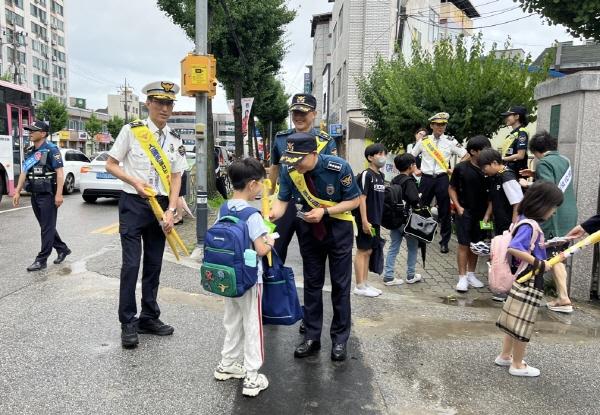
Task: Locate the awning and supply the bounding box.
[348,119,373,140]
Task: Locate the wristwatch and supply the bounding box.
[167,207,177,215]
[323,207,329,216]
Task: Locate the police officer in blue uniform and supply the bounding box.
[270,132,360,361]
[106,81,187,348]
[13,121,71,271]
[268,93,337,263]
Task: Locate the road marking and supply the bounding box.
[0,206,32,214]
[92,222,119,235]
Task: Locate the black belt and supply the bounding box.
[125,192,169,202]
[422,172,447,179]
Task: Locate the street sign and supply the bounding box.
[329,123,343,137]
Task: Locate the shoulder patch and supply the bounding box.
[276,128,294,136]
[129,119,145,128]
[178,145,186,156]
[169,129,180,139]
[326,160,342,172]
[318,130,331,141]
[53,152,62,161]
[340,174,353,187]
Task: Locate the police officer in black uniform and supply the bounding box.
[13,121,71,271]
[500,106,529,175]
[270,133,360,361]
[106,81,187,348]
[268,93,337,263]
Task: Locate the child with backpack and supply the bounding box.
[495,181,564,377]
[210,158,274,397]
[354,143,387,297]
[448,135,491,293]
[383,154,423,285]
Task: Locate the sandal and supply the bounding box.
[546,303,573,313]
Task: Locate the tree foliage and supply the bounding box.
[107,115,125,140]
[357,35,553,151]
[85,113,104,140]
[36,97,68,135]
[514,0,600,40]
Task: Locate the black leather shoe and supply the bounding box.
[440,244,449,254]
[298,320,306,334]
[121,323,139,348]
[331,343,347,361]
[137,319,175,336]
[53,248,72,264]
[27,261,47,272]
[294,340,321,358]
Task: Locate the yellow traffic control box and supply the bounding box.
[181,53,217,97]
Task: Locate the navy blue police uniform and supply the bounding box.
[278,136,360,350]
[23,139,70,267]
[500,106,529,176]
[270,93,337,264]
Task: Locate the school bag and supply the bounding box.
[488,219,544,295]
[262,250,303,325]
[381,176,411,230]
[200,204,260,297]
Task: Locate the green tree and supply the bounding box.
[252,75,289,160]
[158,0,295,157]
[358,35,553,151]
[107,115,125,140]
[35,96,68,135]
[514,0,600,40]
[85,113,104,154]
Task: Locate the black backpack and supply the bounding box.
[381,176,411,230]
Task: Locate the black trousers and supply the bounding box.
[31,192,68,263]
[419,174,451,246]
[273,202,298,264]
[118,192,168,324]
[297,218,354,344]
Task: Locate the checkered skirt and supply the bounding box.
[496,280,543,342]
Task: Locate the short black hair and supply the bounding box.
[466,135,491,153]
[529,130,558,153]
[364,143,387,160]
[227,158,266,190]
[477,148,503,168]
[415,127,428,135]
[394,153,416,172]
[518,181,563,222]
[517,113,529,127]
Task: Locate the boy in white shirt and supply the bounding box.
[213,158,274,397]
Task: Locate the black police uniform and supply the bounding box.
[24,141,70,265]
[278,152,360,345]
[503,127,529,174]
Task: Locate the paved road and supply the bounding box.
[2,193,600,414]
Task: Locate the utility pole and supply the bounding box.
[119,79,130,122]
[195,0,208,245]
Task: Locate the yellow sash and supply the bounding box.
[422,136,449,171]
[501,127,526,157]
[288,170,355,225]
[131,121,172,194]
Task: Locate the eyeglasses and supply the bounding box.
[151,99,175,108]
[431,123,446,127]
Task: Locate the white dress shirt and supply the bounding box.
[411,134,466,175]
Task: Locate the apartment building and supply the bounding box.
[1,0,68,104]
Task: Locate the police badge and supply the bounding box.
[326,184,335,195]
[340,174,352,187]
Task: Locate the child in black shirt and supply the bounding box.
[354,143,387,297]
[449,135,491,293]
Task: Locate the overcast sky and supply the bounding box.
[67,0,576,114]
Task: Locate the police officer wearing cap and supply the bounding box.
[500,106,529,175]
[106,81,187,348]
[270,133,360,361]
[411,112,468,253]
[13,120,71,271]
[268,93,337,263]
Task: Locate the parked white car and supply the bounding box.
[59,148,91,194]
[79,152,124,203]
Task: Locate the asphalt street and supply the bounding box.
[1,192,600,415]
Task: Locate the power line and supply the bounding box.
[408,13,536,30]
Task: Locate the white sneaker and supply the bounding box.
[456,276,469,292]
[366,284,382,294]
[509,364,540,377]
[406,274,422,284]
[353,286,380,297]
[242,373,269,397]
[383,278,404,286]
[494,355,512,367]
[214,361,246,381]
[467,273,485,288]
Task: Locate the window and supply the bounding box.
[338,7,343,38]
[428,8,439,42]
[336,69,342,98]
[52,49,66,62]
[332,24,337,49]
[31,21,48,39]
[550,105,561,138]
[7,0,24,9]
[53,64,67,79]
[95,153,109,162]
[51,1,63,16]
[31,4,47,22]
[6,9,25,27]
[51,16,64,31]
[7,47,26,64]
[34,91,50,101]
[52,33,65,46]
[331,80,335,102]
[33,56,49,72]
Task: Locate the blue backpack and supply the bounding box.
[201,204,260,297]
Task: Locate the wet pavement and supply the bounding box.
[2,197,600,414]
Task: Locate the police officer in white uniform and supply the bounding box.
[411,112,468,253]
[106,81,188,348]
